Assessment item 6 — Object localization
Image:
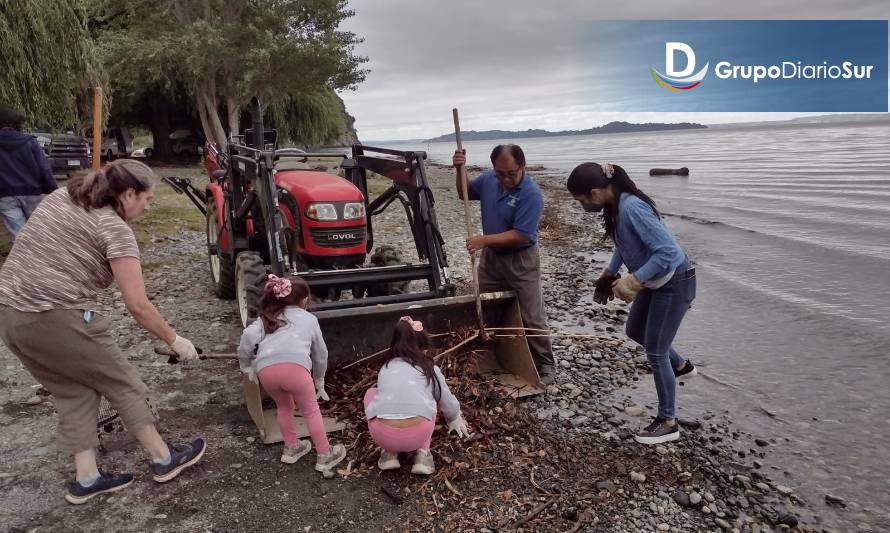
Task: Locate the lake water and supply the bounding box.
[384,122,890,529]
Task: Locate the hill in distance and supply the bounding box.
[423,121,706,143]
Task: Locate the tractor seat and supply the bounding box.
[274,158,313,172]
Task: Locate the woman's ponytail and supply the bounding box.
[67,159,153,217]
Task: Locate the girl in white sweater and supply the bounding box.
[364,316,470,475]
[238,274,345,472]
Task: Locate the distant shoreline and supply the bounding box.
[366,113,890,145]
[423,121,706,143]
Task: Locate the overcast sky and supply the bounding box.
[338,1,889,141]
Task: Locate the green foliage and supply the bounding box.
[268,88,345,147]
[0,0,96,129]
[92,0,367,144]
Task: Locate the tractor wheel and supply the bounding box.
[367,245,410,297]
[235,251,266,328]
[206,198,235,299]
[278,194,308,273]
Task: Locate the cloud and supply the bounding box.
[340,0,890,140]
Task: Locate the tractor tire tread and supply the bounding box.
[236,252,267,325]
[207,199,236,299]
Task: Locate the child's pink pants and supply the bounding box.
[258,363,330,454]
[364,387,435,452]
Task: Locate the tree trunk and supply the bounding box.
[196,80,227,147]
[147,93,174,160]
[226,94,239,138]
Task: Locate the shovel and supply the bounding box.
[153,345,238,364]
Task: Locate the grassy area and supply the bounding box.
[130,165,207,250]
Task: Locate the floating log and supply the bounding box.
[649,167,689,176]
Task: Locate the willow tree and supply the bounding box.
[0,0,96,128]
[95,0,367,147]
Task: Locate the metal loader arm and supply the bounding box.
[161,176,207,215]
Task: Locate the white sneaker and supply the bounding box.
[410,449,435,475]
[281,440,312,464]
[378,450,400,471]
[315,443,347,472]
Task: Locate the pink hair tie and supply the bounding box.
[601,163,614,179]
[265,274,292,298]
[399,316,424,332]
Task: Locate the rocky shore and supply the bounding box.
[0,162,829,532]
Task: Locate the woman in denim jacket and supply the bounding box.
[567,162,697,445]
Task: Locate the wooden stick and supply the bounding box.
[453,108,487,341]
[339,346,389,370]
[433,332,479,363]
[92,87,102,170]
[513,497,557,528]
[339,332,451,370]
[491,333,615,340]
[443,478,463,498]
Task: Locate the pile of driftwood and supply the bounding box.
[323,331,662,532]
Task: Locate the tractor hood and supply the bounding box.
[276,170,364,202]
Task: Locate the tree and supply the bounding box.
[94,0,367,147]
[0,0,96,128]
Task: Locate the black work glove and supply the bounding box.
[593,271,620,305]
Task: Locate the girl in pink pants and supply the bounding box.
[364,317,471,475]
[238,274,346,473]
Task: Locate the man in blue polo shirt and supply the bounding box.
[453,144,555,383]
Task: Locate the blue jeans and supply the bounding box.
[0,195,43,241]
[625,269,696,420]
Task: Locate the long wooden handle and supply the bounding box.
[452,108,486,336]
[154,346,237,364]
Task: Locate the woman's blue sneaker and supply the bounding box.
[149,438,207,483]
[65,471,134,504]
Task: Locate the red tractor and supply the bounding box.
[162,98,543,442]
[164,98,457,334]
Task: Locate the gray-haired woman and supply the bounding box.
[0,159,206,504]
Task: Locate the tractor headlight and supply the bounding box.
[343,202,365,220]
[306,203,338,221]
[36,135,51,147]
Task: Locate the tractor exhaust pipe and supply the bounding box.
[249,97,263,148]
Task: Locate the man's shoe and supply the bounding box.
[634,418,680,445]
[410,450,435,476]
[150,438,207,483]
[673,359,698,380]
[315,443,347,472]
[377,450,400,471]
[65,471,134,504]
[537,364,556,385]
[281,440,312,464]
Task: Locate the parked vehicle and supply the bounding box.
[30,131,91,173]
[170,129,203,156]
[101,127,133,160]
[132,146,153,158]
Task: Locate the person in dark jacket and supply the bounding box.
[0,106,57,241]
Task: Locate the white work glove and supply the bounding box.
[612,273,644,303]
[315,379,329,401]
[447,412,471,439]
[170,335,199,361]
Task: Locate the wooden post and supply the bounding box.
[452,108,486,338]
[92,87,102,170]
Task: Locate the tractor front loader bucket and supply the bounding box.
[243,377,345,444]
[242,290,543,444]
[318,290,545,398]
